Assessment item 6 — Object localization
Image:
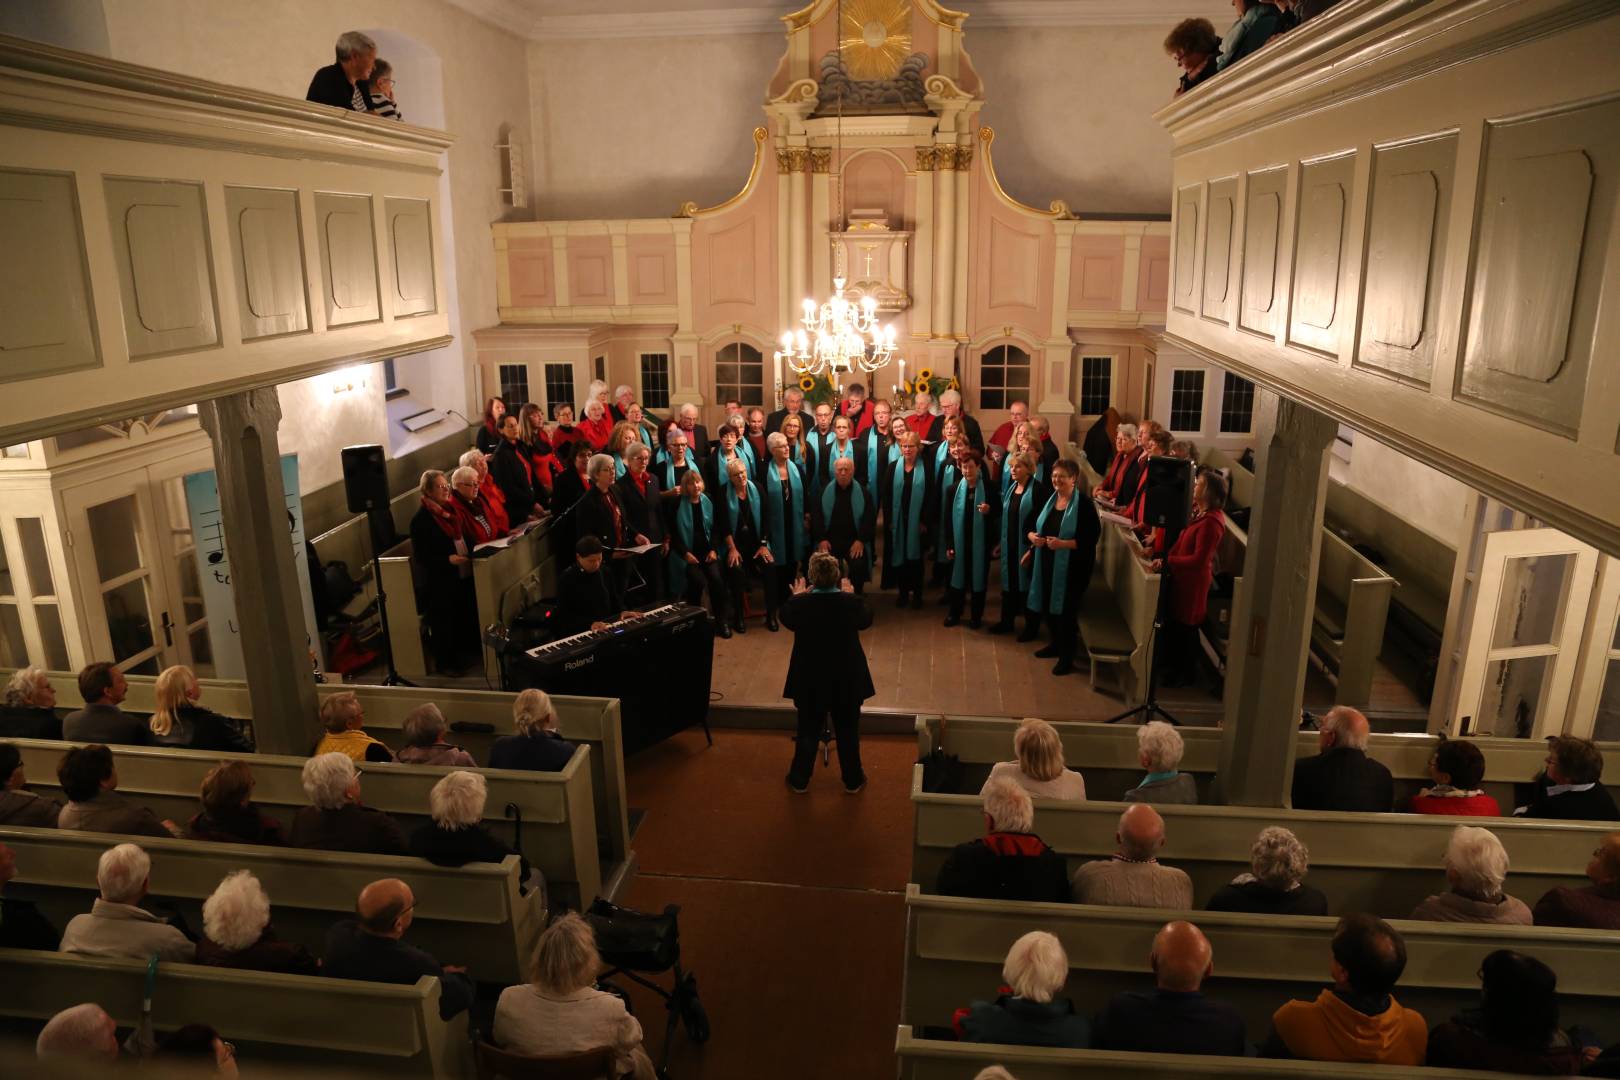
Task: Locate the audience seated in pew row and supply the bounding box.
[62,661,147,747]
[150,665,254,754]
[196,869,318,975]
[1205,825,1328,916]
[314,690,396,763]
[57,743,180,838]
[1518,735,1620,821]
[1070,804,1193,909]
[0,666,63,740]
[290,751,406,854]
[1409,736,1500,816]
[395,702,476,766]
[58,841,195,963]
[1290,706,1394,813]
[1124,721,1196,805]
[186,760,286,845]
[0,741,61,827]
[489,688,577,773]
[0,840,59,950]
[1409,825,1531,925]
[408,769,536,892]
[980,717,1087,802]
[938,778,1070,903]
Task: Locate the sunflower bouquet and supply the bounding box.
[784,373,842,409]
[896,367,959,403]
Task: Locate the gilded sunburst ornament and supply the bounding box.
[839,0,912,82]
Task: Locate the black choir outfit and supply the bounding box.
[408,498,478,673]
[883,457,930,605]
[717,477,768,632]
[670,492,730,632]
[1023,490,1102,671]
[614,469,666,604]
[944,471,1000,626]
[555,561,624,637]
[576,483,633,593]
[993,475,1049,633]
[704,443,756,494]
[929,441,960,587]
[550,463,591,553]
[811,477,875,591]
[761,457,811,623]
[926,411,986,452]
[780,588,875,792]
[807,426,839,491]
[856,425,896,509]
[655,452,697,501]
[490,437,538,523]
[816,436,859,495]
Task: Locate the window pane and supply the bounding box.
[981,389,1005,410]
[0,603,25,667]
[498,363,530,410]
[1491,554,1572,650]
[639,353,671,410]
[1220,373,1256,433]
[1474,654,1551,738]
[982,367,1004,388]
[716,362,739,384]
[1594,658,1620,741]
[1006,367,1030,389]
[125,655,160,676]
[88,497,143,583]
[543,363,574,416]
[18,518,54,597]
[34,602,69,670]
[1079,356,1112,415]
[102,576,155,662]
[1169,370,1206,432]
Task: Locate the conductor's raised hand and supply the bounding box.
[789,576,810,596]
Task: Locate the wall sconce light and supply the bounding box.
[320,365,368,396]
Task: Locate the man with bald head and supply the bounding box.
[323,878,473,1019]
[1533,832,1620,929]
[1095,921,1246,1055]
[1290,706,1394,813]
[1070,803,1193,908]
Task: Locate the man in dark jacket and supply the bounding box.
[324,878,473,1020]
[1290,706,1394,813]
[305,30,378,112]
[766,388,809,436]
[63,663,148,746]
[1095,920,1247,1056]
[936,778,1069,903]
[780,552,873,793]
[1514,736,1620,821]
[926,390,985,451]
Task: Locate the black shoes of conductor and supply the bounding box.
[716,622,732,639]
[765,614,779,632]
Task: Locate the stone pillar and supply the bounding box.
[198,388,321,756]
[1215,392,1338,807]
[932,142,957,340]
[787,148,809,313]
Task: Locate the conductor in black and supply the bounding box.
[781,551,875,794]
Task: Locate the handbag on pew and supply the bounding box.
[584,898,681,973]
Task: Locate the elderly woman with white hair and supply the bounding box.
[448,465,504,546]
[288,752,406,855]
[395,703,476,766]
[409,771,532,886]
[953,930,1090,1048]
[577,395,614,451]
[937,778,1069,902]
[409,468,481,675]
[983,718,1087,801]
[494,912,657,1079]
[489,688,576,773]
[196,870,317,974]
[1207,826,1329,916]
[1410,826,1532,924]
[0,666,62,739]
[1123,720,1198,804]
[59,842,195,962]
[459,447,512,535]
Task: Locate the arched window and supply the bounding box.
[715,342,765,406]
[978,344,1030,411]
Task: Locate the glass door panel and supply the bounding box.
[83,493,164,674]
[154,473,213,676]
[1569,556,1620,741]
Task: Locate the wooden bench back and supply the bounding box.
[1096,524,1161,703]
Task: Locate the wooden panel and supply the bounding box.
[1142,237,1171,307]
[1460,99,1620,435]
[707,219,756,306]
[104,178,219,358]
[0,169,98,380]
[1239,167,1286,337]
[1172,185,1199,313]
[1357,133,1456,387]
[506,240,554,307]
[224,186,308,341]
[1288,154,1355,354]
[987,218,1040,311]
[385,197,435,317]
[1201,177,1236,321]
[315,192,380,328]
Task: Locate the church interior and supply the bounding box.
[1,0,1618,1077]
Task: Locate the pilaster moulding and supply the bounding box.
[1066,219,1172,237]
[978,126,1075,220]
[766,80,818,134]
[1067,311,1164,330]
[775,149,794,174]
[809,148,832,173]
[802,115,942,140]
[915,147,938,172]
[472,325,599,347]
[494,306,681,325]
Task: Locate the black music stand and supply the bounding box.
[1106,457,1194,727]
[362,508,414,687]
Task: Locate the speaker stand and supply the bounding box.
[364,510,415,688]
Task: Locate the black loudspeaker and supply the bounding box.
[341,444,389,513]
[1143,456,1194,531]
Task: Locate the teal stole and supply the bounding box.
[764,461,807,562]
[660,454,690,492]
[1000,481,1040,592]
[612,452,627,479]
[949,477,993,591]
[935,461,961,560]
[726,481,762,547]
[733,439,757,470]
[714,446,748,487]
[671,493,714,584]
[864,428,890,490]
[887,460,929,565]
[1025,493,1083,615]
[822,439,856,491]
[634,422,659,452]
[820,480,869,575]
[809,431,836,490]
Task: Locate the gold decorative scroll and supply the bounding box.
[978,126,1074,219]
[678,126,770,218]
[840,0,912,82]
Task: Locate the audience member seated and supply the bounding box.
[154,1023,240,1077]
[324,877,473,1020]
[493,912,656,1080]
[1094,920,1246,1056]
[936,778,1069,903]
[1410,825,1531,925]
[488,688,576,773]
[0,840,60,949]
[952,930,1091,1049]
[36,1003,120,1065]
[409,771,532,885]
[1409,738,1499,816]
[288,752,406,855]
[980,717,1086,802]
[149,665,253,753]
[1532,832,1620,930]
[1290,706,1394,813]
[1515,735,1619,821]
[59,842,195,962]
[1206,826,1328,916]
[0,666,63,740]
[196,869,317,976]
[313,691,394,763]
[0,742,61,826]
[394,703,476,766]
[1071,803,1193,909]
[1425,949,1586,1075]
[1261,913,1425,1065]
[1164,18,1221,97]
[1218,0,1282,70]
[186,761,285,846]
[304,30,376,112]
[57,743,178,839]
[1123,721,1197,804]
[63,662,149,746]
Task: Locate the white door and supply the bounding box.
[1452,528,1599,739]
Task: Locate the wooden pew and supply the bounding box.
[1077,524,1161,700]
[1,823,544,986]
[9,738,603,911]
[1314,530,1397,708]
[914,714,1620,809]
[0,948,470,1078]
[900,887,1620,1038]
[910,767,1603,918]
[893,1025,1504,1080]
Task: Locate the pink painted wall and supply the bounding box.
[1069,236,1125,311]
[1141,235,1171,313]
[969,166,1055,341]
[690,139,777,331]
[506,237,554,307]
[566,236,613,305]
[627,235,677,305]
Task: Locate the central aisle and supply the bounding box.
[614,728,919,1079]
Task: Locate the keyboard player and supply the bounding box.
[556,536,638,635]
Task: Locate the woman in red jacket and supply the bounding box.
[1152,469,1226,687]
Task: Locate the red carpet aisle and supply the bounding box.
[615,729,918,1079]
